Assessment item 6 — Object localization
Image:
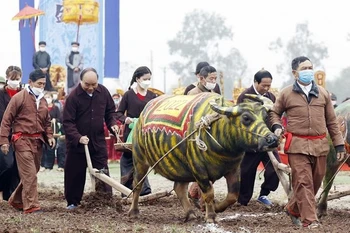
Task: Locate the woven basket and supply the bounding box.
[113,124,132,152]
[114,143,132,152]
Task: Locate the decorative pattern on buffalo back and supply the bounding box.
[132,92,274,186]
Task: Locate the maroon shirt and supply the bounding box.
[63,84,116,153]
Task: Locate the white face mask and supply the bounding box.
[39,47,46,52]
[31,87,44,96]
[72,47,79,52]
[332,100,337,106]
[52,94,58,100]
[205,82,216,90]
[0,84,4,89]
[45,98,52,104]
[139,80,151,90]
[7,80,21,89]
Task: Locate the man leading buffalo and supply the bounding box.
[270,56,346,229]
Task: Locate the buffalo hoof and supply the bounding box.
[128,208,140,218]
[317,204,328,219]
[205,213,217,223]
[184,209,197,222]
[317,209,328,219]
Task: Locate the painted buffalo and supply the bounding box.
[317,100,350,217]
[127,92,278,222]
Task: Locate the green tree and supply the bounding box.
[269,22,328,87]
[168,10,247,99]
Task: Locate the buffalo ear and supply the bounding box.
[243,94,263,104]
[244,94,273,111]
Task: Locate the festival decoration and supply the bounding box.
[12,4,45,51]
[62,0,99,42]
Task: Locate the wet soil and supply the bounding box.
[1,190,349,233]
[1,166,349,233]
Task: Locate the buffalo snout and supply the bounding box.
[258,133,279,151]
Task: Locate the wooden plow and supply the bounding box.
[84,145,172,203]
[267,151,292,198]
[267,151,350,201]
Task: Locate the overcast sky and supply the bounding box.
[2,0,350,93]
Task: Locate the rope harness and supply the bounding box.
[127,114,220,198]
[190,114,223,151]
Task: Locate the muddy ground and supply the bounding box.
[1,164,350,233]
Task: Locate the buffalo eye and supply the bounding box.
[241,113,253,126]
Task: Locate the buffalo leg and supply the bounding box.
[197,181,216,223]
[317,147,339,218]
[318,156,350,218]
[127,162,149,217]
[173,182,196,222]
[215,170,240,213]
[317,167,336,218]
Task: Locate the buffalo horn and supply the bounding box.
[209,100,241,117]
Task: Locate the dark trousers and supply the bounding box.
[64,146,112,206]
[120,151,151,196]
[238,150,280,205]
[0,146,20,201]
[44,73,53,91]
[41,138,66,169]
[42,143,55,169]
[56,138,66,168]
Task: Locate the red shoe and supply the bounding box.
[284,207,302,227]
[9,202,23,211]
[303,221,321,229]
[24,207,42,214]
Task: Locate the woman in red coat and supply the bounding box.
[0,66,23,201]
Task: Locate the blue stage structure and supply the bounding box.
[19,0,120,84]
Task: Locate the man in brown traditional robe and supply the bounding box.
[0,69,55,213]
[270,56,345,228]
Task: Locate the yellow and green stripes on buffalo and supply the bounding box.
[132,92,273,184]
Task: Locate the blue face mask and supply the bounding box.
[298,70,314,84]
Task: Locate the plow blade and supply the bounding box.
[327,190,350,201]
[267,151,293,198]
